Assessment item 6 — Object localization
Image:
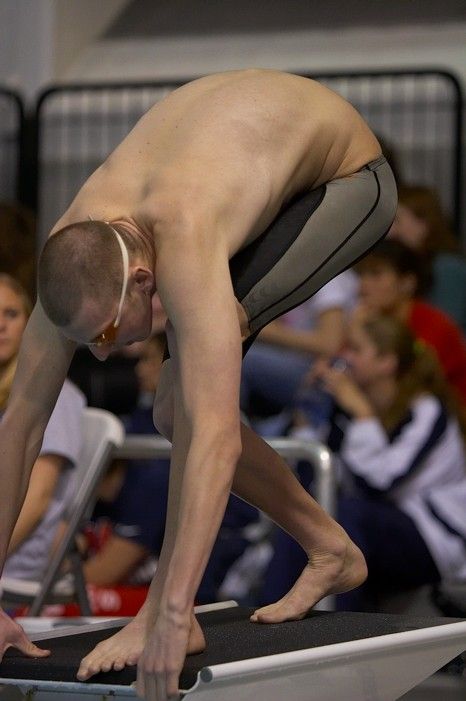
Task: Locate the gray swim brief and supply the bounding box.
[229,155,397,355]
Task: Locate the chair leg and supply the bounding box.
[69,550,92,616]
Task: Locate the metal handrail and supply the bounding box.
[115,434,336,610]
[115,434,336,517]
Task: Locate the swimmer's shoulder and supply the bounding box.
[155,68,326,108]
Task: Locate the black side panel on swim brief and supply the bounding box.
[229,185,326,303]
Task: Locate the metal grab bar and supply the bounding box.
[115,435,337,610]
[114,435,336,517]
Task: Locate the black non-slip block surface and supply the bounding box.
[1,607,462,690]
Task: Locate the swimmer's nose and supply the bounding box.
[89,345,112,361]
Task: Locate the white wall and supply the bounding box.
[54,0,130,78]
[64,23,466,86]
[0,0,55,99]
[1,2,464,98]
[0,0,129,101]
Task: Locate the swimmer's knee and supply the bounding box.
[153,391,174,441]
[235,298,251,341]
[153,359,174,440]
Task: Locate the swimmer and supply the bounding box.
[0,69,397,701]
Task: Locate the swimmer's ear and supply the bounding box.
[132,266,154,295]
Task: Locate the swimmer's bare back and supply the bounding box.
[53,69,381,255]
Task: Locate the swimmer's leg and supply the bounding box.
[224,162,396,620]
[234,424,367,623]
[150,366,365,624]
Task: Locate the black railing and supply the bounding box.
[308,69,463,236]
[0,88,24,204]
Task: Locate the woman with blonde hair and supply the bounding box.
[0,276,32,413]
[0,203,36,300]
[389,184,466,333]
[0,274,85,584]
[259,315,466,612]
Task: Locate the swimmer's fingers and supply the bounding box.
[0,611,50,659]
[7,637,51,659]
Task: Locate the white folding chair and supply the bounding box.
[1,407,125,615]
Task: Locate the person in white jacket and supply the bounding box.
[261,314,466,611]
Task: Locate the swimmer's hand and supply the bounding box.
[136,606,190,701]
[0,608,50,661]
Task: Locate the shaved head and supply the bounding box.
[38,221,131,328]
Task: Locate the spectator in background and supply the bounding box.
[85,332,259,603]
[354,240,466,409]
[0,274,85,585]
[260,316,466,612]
[389,185,466,334]
[0,203,36,299]
[240,271,358,419]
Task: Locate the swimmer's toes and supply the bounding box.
[78,654,107,681]
[76,666,92,682]
[252,598,310,624]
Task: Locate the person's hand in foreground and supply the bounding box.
[0,608,50,660]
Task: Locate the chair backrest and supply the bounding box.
[64,406,125,521]
[26,407,125,615]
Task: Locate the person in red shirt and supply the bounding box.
[353,239,466,407]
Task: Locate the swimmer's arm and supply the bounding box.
[83,536,149,586]
[156,236,243,612]
[7,455,65,555]
[0,301,76,567]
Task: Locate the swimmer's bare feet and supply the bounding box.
[76,610,205,680]
[187,611,207,653]
[251,532,367,624]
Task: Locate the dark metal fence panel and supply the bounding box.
[0,89,23,203]
[35,71,463,244]
[311,71,462,234]
[36,84,176,243]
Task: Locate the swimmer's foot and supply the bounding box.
[251,533,367,624]
[187,612,207,654]
[76,610,205,680]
